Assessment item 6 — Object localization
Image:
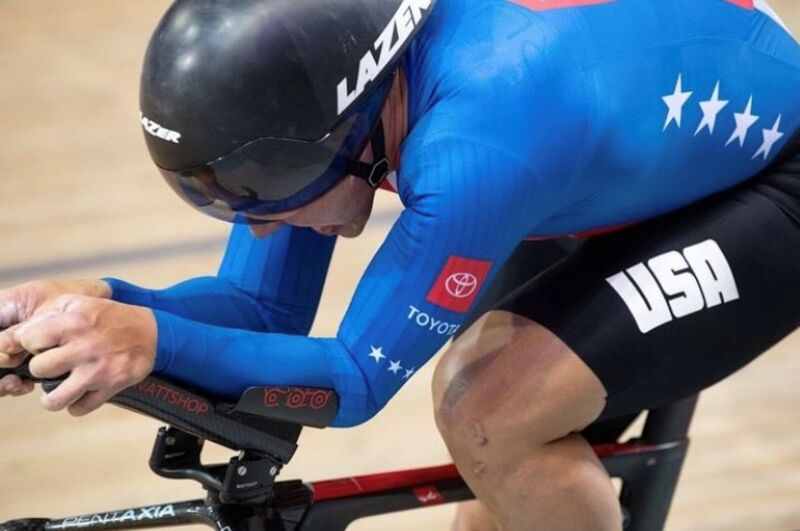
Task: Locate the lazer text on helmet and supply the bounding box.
[336,0,433,115]
[140,112,182,144]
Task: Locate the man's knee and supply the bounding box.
[432,312,513,433]
[432,312,549,465]
[432,311,607,461]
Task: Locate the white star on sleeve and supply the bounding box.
[387,360,402,375]
[368,346,386,363]
[662,74,693,131]
[752,115,784,161]
[725,96,760,148]
[403,367,415,379]
[694,81,729,136]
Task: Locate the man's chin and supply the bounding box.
[336,221,366,238]
[327,219,368,238]
[312,212,370,238]
[312,223,362,238]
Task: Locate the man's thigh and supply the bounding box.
[496,162,800,422]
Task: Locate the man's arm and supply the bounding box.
[150,135,539,426]
[106,224,336,335]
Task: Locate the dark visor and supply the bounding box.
[159,116,356,223]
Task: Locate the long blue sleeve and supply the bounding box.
[107,224,336,335]
[147,134,545,427]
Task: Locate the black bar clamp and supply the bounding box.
[149,426,281,505]
[220,451,281,505]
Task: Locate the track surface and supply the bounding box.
[1,2,799,529]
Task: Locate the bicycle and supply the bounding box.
[0,358,696,531]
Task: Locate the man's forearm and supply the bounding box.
[104,224,336,334]
[105,276,276,332]
[152,309,375,427]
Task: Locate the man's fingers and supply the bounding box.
[68,389,112,417]
[0,324,25,356]
[14,309,72,354]
[0,374,20,395]
[40,369,90,412]
[0,350,28,369]
[28,345,77,380]
[10,379,35,396]
[0,301,18,329]
[0,374,33,397]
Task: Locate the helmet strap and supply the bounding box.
[347,119,391,189]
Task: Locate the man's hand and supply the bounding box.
[1,294,156,416]
[0,279,112,358]
[0,279,112,398]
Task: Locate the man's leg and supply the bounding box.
[435,155,800,530]
[434,311,621,531]
[449,238,606,531]
[451,500,501,531]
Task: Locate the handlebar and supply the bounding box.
[1,354,340,453]
[0,355,65,393]
[1,355,40,381]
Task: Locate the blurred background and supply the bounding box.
[1,1,799,529]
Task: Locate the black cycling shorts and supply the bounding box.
[492,149,800,423]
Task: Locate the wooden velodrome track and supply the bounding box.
[1,1,799,529]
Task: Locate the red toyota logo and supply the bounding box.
[427,255,493,313]
[445,272,478,298]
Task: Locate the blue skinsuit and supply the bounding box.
[108,0,800,426]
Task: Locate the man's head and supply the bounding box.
[139,0,435,228]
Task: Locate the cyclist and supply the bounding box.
[2,0,800,529]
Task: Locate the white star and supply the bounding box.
[403,367,415,379]
[752,115,784,161]
[694,81,729,136]
[387,360,402,375]
[368,345,386,363]
[725,97,760,148]
[662,74,693,131]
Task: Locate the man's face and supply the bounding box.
[247,175,376,239]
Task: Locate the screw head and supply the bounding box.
[269,466,278,476]
[165,436,176,446]
[237,466,248,476]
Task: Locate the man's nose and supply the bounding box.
[249,221,284,239]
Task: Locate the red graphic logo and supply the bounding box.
[135,380,210,415]
[426,256,493,313]
[510,0,615,12]
[413,486,445,506]
[263,388,333,410]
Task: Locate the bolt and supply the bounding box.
[238,466,248,476]
[165,437,176,446]
[269,466,278,476]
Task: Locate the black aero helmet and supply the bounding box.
[140,0,437,222]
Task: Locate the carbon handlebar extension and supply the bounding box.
[0,355,35,381]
